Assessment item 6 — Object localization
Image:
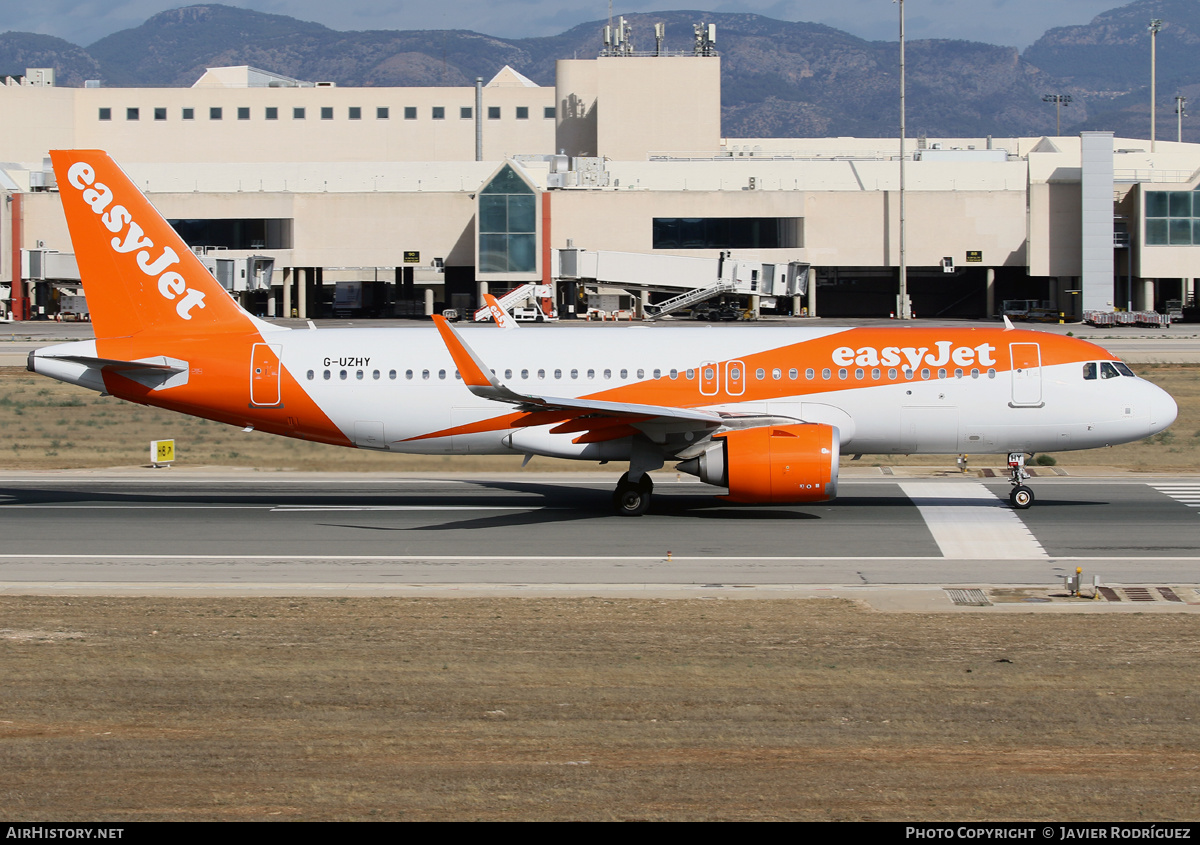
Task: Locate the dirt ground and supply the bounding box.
[0,364,1197,472]
[2,366,1199,821]
[2,596,1198,822]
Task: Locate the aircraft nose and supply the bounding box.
[1149,384,1178,435]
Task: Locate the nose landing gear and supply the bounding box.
[1007,453,1034,509]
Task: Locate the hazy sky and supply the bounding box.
[2,1,1133,50]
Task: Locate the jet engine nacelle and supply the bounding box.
[678,423,840,504]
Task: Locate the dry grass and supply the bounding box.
[1,365,1197,472]
[1,596,1198,821]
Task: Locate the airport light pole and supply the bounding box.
[896,0,910,319]
[1042,93,1071,136]
[1177,95,1187,143]
[1150,19,1162,152]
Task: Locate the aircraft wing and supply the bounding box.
[431,315,730,431]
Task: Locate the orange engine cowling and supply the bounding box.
[678,423,840,504]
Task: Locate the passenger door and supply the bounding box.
[250,343,282,407]
[1009,343,1042,407]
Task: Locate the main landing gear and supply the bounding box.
[613,472,653,517]
[612,438,665,517]
[1007,452,1034,509]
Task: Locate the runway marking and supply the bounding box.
[1151,485,1200,508]
[898,481,1048,560]
[0,505,275,510]
[2,554,1198,562]
[271,505,545,512]
[0,504,546,512]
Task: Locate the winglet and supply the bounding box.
[432,315,527,403]
[484,294,520,330]
[1003,315,1015,330]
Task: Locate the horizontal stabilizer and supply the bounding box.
[36,354,186,374]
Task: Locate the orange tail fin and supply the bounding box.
[50,150,256,340]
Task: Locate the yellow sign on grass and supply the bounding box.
[151,439,175,466]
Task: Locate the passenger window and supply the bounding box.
[1101,362,1120,379]
[307,370,314,380]
[756,368,766,380]
[340,370,348,380]
[921,368,930,380]
[903,368,914,379]
[954,368,963,379]
[704,367,715,380]
[455,371,461,380]
[822,368,831,380]
[439,370,446,380]
[789,368,798,380]
[422,370,430,380]
[987,369,996,378]
[1082,362,1097,380]
[887,368,896,379]
[854,368,864,380]
[970,368,979,379]
[730,367,741,380]
[838,368,848,380]
[587,369,595,379]
[872,368,881,380]
[389,370,397,380]
[323,370,330,380]
[670,369,678,379]
[654,369,662,379]
[504,369,513,379]
[372,370,380,380]
[405,370,413,380]
[686,369,695,379]
[772,368,782,380]
[571,369,578,379]
[521,369,529,379]
[554,369,562,379]
[538,369,546,379]
[603,369,611,379]
[806,368,815,380]
[937,368,946,379]
[356,370,363,380]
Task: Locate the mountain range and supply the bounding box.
[2,1,1199,143]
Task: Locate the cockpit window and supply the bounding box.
[1082,362,1097,380]
[1113,362,1136,378]
[1100,362,1120,380]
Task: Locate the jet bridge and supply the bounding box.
[553,248,808,319]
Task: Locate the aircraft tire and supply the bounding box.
[613,472,652,517]
[1010,485,1034,509]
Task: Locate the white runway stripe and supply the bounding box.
[899,481,1048,560]
[1151,486,1200,510]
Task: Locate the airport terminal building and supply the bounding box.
[2,46,1199,322]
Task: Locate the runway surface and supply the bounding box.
[1,473,1198,596]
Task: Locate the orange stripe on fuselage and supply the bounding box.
[100,332,352,447]
[398,327,1114,445]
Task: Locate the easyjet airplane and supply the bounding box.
[29,151,1179,515]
